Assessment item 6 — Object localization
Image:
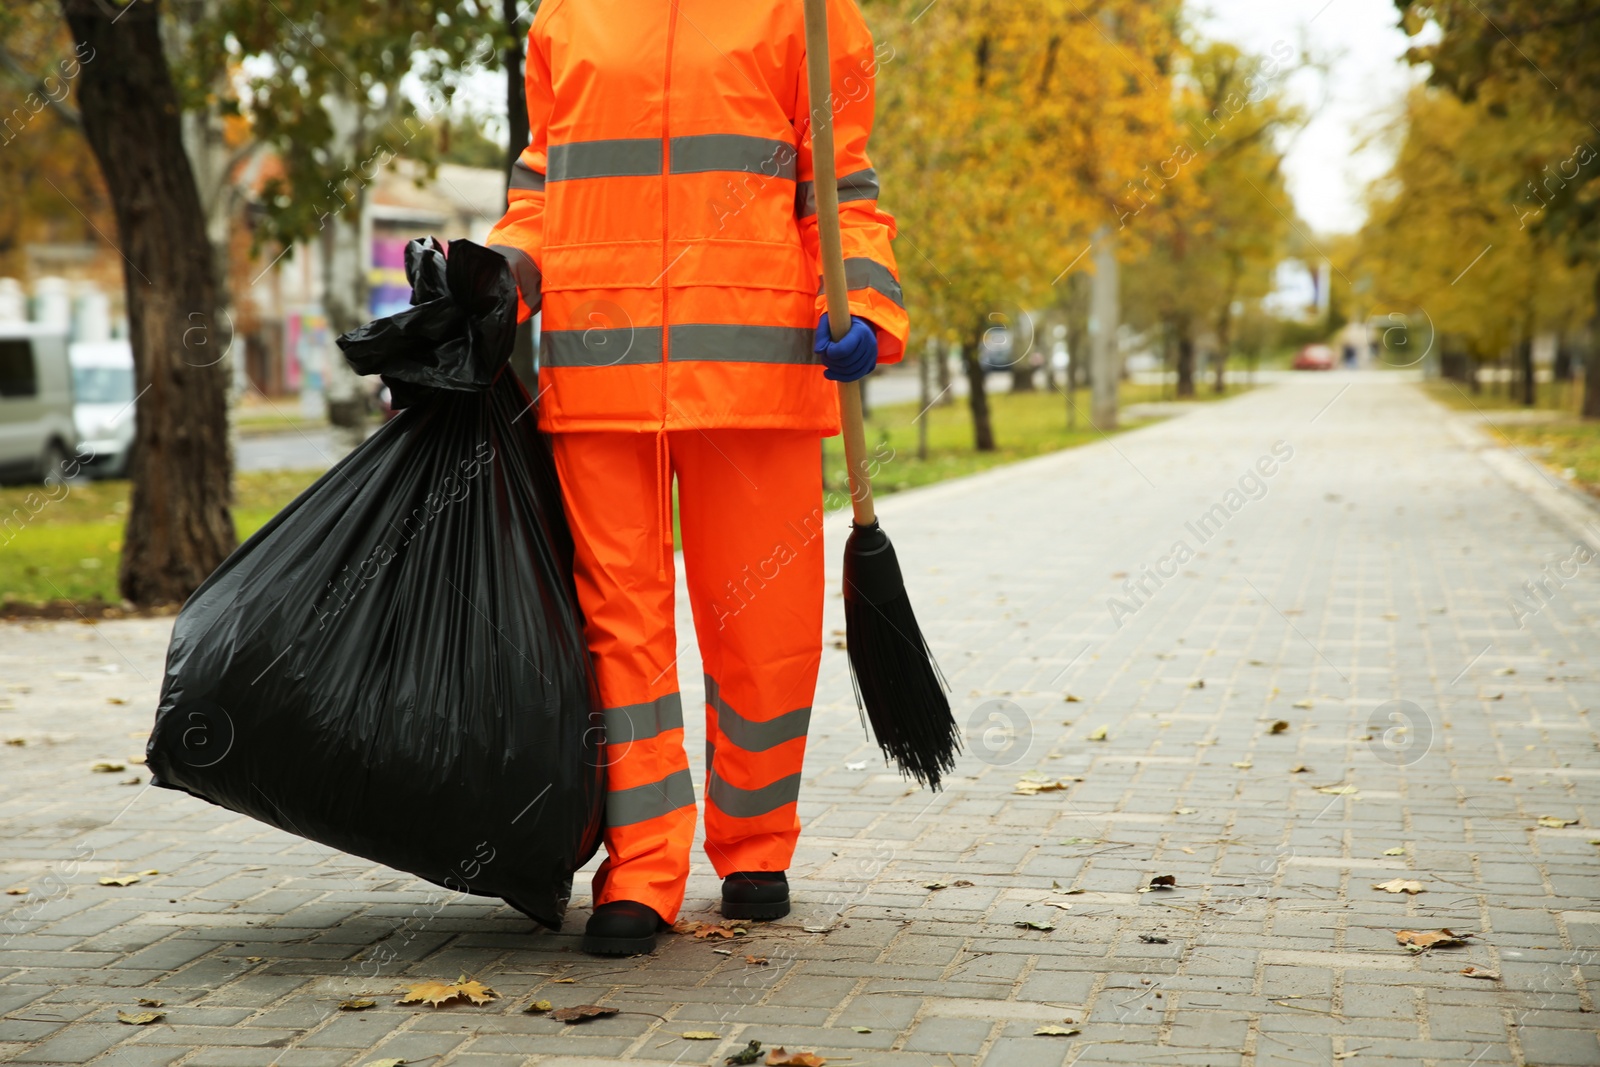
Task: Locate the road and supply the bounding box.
[4,372,1596,1065]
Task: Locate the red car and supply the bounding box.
[1293,344,1334,370]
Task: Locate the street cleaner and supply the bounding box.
[486,0,908,956]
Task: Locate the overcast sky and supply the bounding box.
[1192,0,1430,236]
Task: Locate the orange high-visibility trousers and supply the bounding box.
[550,428,825,923]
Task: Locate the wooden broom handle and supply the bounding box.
[803,0,876,527]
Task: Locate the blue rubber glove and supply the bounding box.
[814,313,878,382]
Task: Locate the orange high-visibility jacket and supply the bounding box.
[486,0,907,434]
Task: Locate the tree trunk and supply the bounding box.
[1175,320,1196,398]
[1587,271,1600,419]
[1518,336,1535,407]
[1212,306,1232,395]
[962,331,995,452]
[936,337,952,400]
[61,0,235,606]
[503,0,537,390]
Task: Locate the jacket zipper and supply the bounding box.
[660,0,678,423]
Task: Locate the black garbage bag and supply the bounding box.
[147,238,602,929]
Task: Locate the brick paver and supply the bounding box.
[3,373,1597,1065]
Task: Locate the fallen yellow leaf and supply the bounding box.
[1372,878,1424,894]
[116,1010,164,1025]
[1396,928,1473,950]
[398,976,498,1008]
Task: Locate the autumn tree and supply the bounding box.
[1395,0,1600,413]
[870,0,1182,450]
[180,1,503,426]
[1358,85,1593,402]
[1118,40,1300,397]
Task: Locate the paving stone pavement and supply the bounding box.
[2,372,1598,1067]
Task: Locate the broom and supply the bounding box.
[803,0,959,790]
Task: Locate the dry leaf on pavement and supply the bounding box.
[366,1060,405,1067]
[1373,878,1425,894]
[1064,694,1082,702]
[1014,775,1074,795]
[1140,875,1177,892]
[922,881,948,890]
[1269,720,1289,733]
[1014,919,1055,931]
[91,762,126,773]
[1086,725,1108,741]
[745,955,768,965]
[1537,816,1577,828]
[725,1040,764,1065]
[1035,1024,1081,1036]
[339,999,376,1011]
[116,1010,165,1025]
[1292,699,1313,709]
[99,875,141,887]
[522,999,553,1013]
[766,1049,826,1066]
[550,1003,619,1023]
[693,923,745,939]
[137,998,163,1007]
[4,886,27,895]
[1174,807,1197,815]
[1395,928,1474,951]
[398,976,498,1008]
[1288,764,1311,773]
[1460,966,1500,980]
[1382,847,1405,856]
[679,1031,721,1039]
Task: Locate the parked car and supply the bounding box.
[1292,343,1335,371]
[0,324,77,484]
[70,340,136,478]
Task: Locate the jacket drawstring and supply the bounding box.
[656,428,671,579]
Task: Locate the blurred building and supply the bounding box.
[0,157,507,405]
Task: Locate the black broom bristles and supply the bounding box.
[842,520,959,790]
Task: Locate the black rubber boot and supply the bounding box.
[721,870,790,921]
[581,900,664,956]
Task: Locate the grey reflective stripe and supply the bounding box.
[818,257,904,309]
[542,324,819,367]
[541,326,663,368]
[795,168,879,218]
[603,693,684,745]
[489,244,542,313]
[708,769,802,818]
[668,324,816,364]
[509,159,546,191]
[607,767,696,828]
[548,138,662,181]
[706,674,810,752]
[839,168,880,201]
[670,134,797,179]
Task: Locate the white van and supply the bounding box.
[0,324,77,484]
[69,340,136,478]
